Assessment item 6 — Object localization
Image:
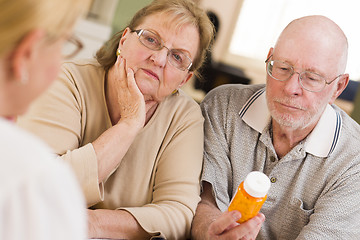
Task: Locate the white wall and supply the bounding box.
[198,0,353,114]
[87,0,118,25]
[199,0,266,84]
[65,0,116,61]
[199,0,243,63]
[69,19,112,60]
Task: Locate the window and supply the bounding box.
[229,0,360,80]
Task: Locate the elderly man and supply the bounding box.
[191,15,360,239]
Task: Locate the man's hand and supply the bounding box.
[191,182,265,240]
[207,210,264,239]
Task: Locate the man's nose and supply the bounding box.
[283,72,303,95]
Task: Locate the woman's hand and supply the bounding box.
[107,56,146,129]
[87,209,100,238]
[93,56,147,182]
[87,209,150,239]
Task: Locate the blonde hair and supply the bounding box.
[96,0,214,78]
[0,0,91,56]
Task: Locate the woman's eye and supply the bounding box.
[172,52,183,63]
[145,36,158,45]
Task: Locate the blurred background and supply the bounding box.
[70,0,360,123]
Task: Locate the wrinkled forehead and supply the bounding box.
[135,12,200,58]
[273,37,339,77]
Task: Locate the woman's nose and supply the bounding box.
[149,48,169,68]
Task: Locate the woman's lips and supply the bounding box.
[142,68,159,80]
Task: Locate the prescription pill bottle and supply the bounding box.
[228,171,271,223]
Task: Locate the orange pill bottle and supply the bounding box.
[228,171,271,223]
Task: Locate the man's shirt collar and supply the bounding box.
[239,88,342,157]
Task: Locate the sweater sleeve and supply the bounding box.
[17,65,103,206]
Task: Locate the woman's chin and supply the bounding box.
[137,85,156,101]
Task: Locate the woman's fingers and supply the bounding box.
[126,67,142,96]
[107,56,146,127]
[116,56,127,87]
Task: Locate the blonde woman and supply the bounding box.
[0,0,90,239]
[18,0,214,238]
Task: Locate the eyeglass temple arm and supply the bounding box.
[265,55,273,63]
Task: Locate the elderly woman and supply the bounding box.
[18,0,214,239]
[0,0,90,239]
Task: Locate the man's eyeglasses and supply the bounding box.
[132,29,193,71]
[265,55,342,92]
[62,35,83,59]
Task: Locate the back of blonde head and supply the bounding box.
[0,0,91,56]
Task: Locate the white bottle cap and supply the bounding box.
[243,171,271,198]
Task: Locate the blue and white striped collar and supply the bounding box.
[239,88,342,157]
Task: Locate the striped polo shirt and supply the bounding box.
[201,84,360,239]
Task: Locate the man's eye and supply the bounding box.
[304,72,322,82]
[277,65,291,71]
[274,66,290,73]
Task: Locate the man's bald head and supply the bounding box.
[274,15,348,73]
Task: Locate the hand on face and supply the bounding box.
[118,15,197,103]
[207,211,264,239]
[108,55,146,129]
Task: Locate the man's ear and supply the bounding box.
[266,47,274,61]
[10,29,45,81]
[329,73,349,104]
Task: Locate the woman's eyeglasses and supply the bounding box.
[62,35,83,59]
[132,29,193,71]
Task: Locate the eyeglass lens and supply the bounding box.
[267,60,326,92]
[137,29,192,71]
[62,36,83,59]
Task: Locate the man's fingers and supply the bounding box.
[237,213,265,239]
[208,212,265,240]
[209,210,241,235]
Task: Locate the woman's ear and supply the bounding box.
[10,29,45,82]
[118,27,131,49]
[179,71,194,88]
